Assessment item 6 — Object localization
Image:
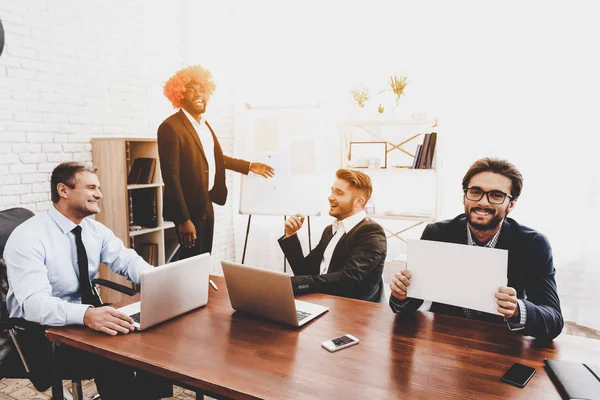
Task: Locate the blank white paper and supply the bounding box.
[406,239,508,315]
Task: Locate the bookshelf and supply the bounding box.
[91,138,180,303]
[340,118,440,292]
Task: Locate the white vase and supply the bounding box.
[389,97,413,120]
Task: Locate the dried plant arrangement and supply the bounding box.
[350,85,370,108]
[380,74,409,105]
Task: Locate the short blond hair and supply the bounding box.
[336,169,373,202]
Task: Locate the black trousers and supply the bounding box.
[16,326,173,399]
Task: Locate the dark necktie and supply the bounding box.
[72,226,102,307]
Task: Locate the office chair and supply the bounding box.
[0,207,137,400]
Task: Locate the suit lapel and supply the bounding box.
[328,219,367,272]
[495,219,513,250]
[177,110,207,163]
[456,215,469,245]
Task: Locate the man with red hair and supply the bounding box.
[158,65,274,258]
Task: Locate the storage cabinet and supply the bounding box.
[91,138,179,303]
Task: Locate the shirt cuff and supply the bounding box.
[66,303,93,325]
[506,299,527,331]
[389,295,410,312]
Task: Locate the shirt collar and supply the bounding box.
[466,221,503,248]
[181,108,205,127]
[332,210,367,235]
[48,205,79,234]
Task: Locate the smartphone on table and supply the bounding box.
[501,363,536,388]
[321,334,359,352]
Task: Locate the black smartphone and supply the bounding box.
[501,363,536,388]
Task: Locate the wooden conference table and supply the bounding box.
[46,276,600,399]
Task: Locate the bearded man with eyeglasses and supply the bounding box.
[389,157,563,341]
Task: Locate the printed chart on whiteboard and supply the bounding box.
[240,109,326,216]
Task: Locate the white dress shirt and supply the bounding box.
[320,210,367,274]
[182,108,216,191]
[5,206,152,326]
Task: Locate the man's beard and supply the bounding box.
[467,206,505,231]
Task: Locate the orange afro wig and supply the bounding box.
[163,65,217,108]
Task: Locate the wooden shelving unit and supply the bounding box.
[91,138,179,303]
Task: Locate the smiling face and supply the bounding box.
[58,171,103,219]
[328,178,365,220]
[180,81,207,117]
[463,171,516,231]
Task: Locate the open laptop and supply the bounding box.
[118,253,211,330]
[221,261,328,327]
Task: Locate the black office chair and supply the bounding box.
[0,207,137,400]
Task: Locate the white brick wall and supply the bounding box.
[0,0,238,266]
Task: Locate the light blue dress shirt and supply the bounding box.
[5,206,152,326]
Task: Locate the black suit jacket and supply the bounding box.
[157,110,250,228]
[390,214,564,341]
[279,218,387,302]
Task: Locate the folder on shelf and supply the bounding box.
[131,188,158,228]
[417,133,431,169]
[423,132,437,169]
[139,242,158,266]
[412,144,422,169]
[544,359,600,400]
[128,158,156,184]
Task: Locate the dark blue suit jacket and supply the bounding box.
[390,214,564,341]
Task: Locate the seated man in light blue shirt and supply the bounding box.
[5,161,171,399]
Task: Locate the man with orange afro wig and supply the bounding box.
[157,65,274,259]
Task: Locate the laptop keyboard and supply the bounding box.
[297,310,312,322]
[130,312,141,323]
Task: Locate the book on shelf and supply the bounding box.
[412,144,422,169]
[423,132,437,169]
[417,133,431,169]
[412,132,437,169]
[128,191,134,228]
[131,188,158,228]
[127,157,156,185]
[140,242,158,266]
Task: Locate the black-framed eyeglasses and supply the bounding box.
[464,187,513,204]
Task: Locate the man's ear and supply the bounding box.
[506,198,517,214]
[354,195,366,209]
[57,183,69,199]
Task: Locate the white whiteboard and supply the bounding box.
[239,108,327,216]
